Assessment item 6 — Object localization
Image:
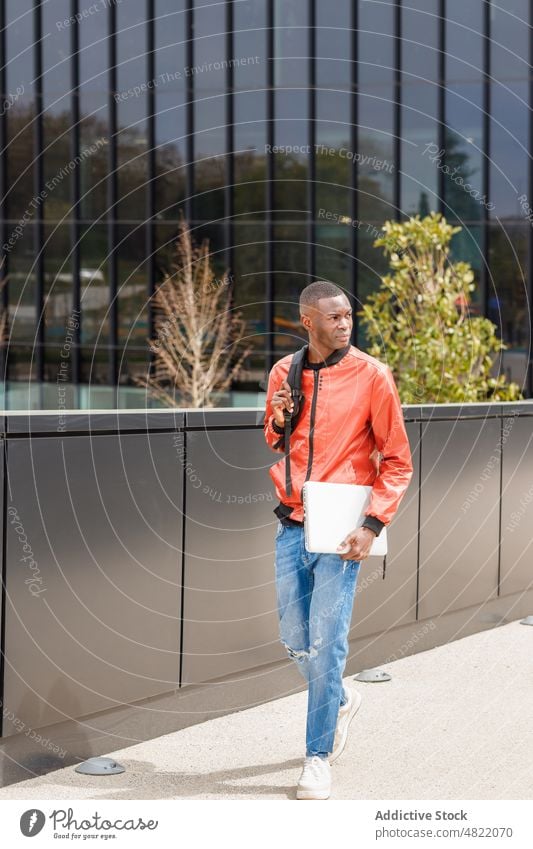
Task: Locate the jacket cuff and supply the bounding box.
[361,515,385,536]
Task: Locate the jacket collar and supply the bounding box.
[303,342,351,370]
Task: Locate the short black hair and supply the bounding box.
[299,280,347,312]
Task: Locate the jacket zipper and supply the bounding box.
[304,370,319,482]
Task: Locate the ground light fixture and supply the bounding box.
[75,757,125,775]
[354,668,391,682]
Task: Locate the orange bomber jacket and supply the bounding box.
[263,343,414,532]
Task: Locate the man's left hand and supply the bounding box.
[336,526,376,561]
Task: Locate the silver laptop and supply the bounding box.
[302,481,388,557]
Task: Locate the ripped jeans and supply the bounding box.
[274,521,361,759]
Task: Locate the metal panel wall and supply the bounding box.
[418,417,501,619]
[500,413,533,596]
[2,430,183,735]
[181,428,283,685]
[0,432,4,737]
[1,404,533,743]
[349,421,420,640]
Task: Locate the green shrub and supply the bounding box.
[358,212,523,403]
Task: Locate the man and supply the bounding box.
[263,280,413,800]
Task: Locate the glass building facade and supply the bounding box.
[0,0,531,403]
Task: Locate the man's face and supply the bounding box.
[300,294,353,350]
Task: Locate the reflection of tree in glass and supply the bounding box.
[136,216,252,407]
[357,133,395,214]
[488,226,528,350]
[443,128,484,222]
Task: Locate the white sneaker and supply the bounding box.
[330,685,362,764]
[296,755,331,800]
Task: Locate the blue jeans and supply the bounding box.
[274,521,361,759]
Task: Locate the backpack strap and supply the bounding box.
[282,344,307,496]
[271,344,308,495]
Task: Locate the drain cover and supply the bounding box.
[75,757,125,775]
[354,668,391,682]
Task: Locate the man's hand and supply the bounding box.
[270,379,294,427]
[336,526,376,561]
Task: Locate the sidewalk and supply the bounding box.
[0,619,531,800]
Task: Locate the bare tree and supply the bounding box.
[135,217,252,407]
